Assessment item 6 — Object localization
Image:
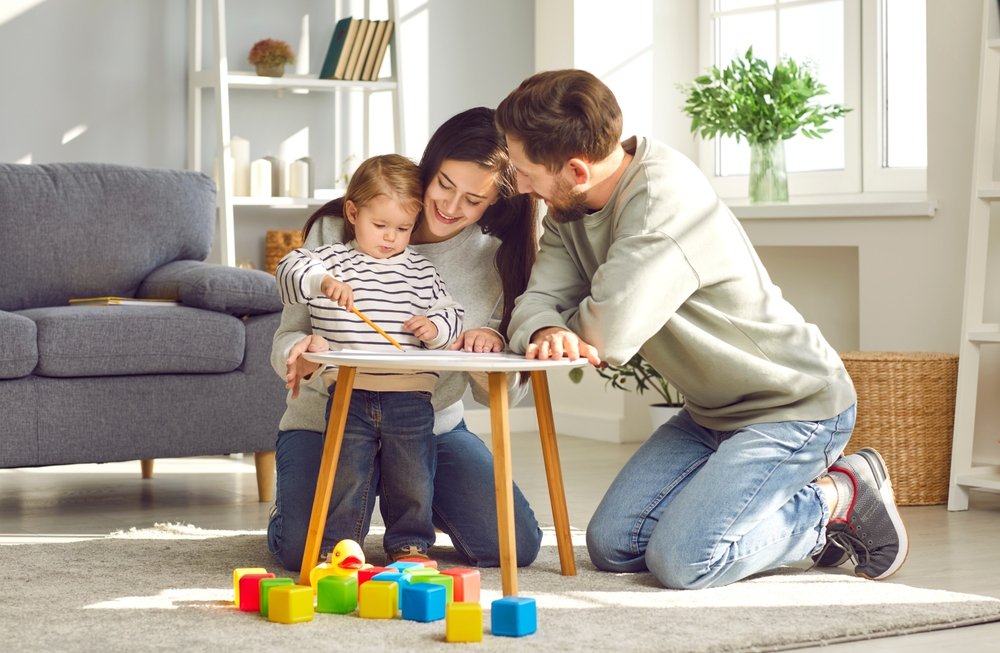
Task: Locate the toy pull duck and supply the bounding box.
[309,539,371,588]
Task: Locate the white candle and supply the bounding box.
[231,136,250,196]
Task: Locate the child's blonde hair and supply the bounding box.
[341,154,422,241]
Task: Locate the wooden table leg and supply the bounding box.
[488,371,518,596]
[530,370,577,576]
[298,366,357,586]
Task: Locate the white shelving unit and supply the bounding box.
[948,0,1000,510]
[186,0,404,266]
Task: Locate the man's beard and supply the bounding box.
[542,175,590,224]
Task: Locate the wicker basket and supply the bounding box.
[840,351,958,505]
[265,229,304,275]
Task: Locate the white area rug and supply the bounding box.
[2,523,998,652]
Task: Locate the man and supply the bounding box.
[495,69,907,589]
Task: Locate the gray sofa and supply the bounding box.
[0,162,286,501]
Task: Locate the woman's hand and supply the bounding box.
[320,275,354,311]
[450,328,504,353]
[403,315,439,343]
[526,326,602,366]
[285,334,329,399]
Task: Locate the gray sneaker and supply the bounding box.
[821,448,909,580]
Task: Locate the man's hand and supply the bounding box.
[285,334,329,399]
[320,275,354,311]
[525,327,602,366]
[450,328,504,353]
[403,315,439,343]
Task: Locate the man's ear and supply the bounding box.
[567,158,591,185]
[344,199,358,224]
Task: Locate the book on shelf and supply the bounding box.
[332,18,362,80]
[366,19,394,81]
[69,296,180,307]
[349,19,378,81]
[360,20,387,81]
[318,16,355,80]
[339,18,371,80]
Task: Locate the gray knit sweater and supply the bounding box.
[271,215,527,435]
[508,136,856,430]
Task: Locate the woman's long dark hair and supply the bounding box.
[303,107,537,337]
[418,107,537,336]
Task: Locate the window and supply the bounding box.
[698,0,926,199]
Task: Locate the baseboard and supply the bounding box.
[463,407,629,443]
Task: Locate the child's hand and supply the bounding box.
[450,328,503,353]
[403,315,438,343]
[320,275,354,311]
[285,334,329,399]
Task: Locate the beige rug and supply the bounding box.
[2,523,999,652]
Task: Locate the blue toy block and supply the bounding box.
[373,570,409,602]
[401,582,446,622]
[387,561,421,571]
[491,596,537,637]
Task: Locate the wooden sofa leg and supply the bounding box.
[140,459,154,479]
[254,450,276,503]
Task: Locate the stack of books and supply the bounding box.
[318,17,395,81]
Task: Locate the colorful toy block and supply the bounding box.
[238,572,275,612]
[309,562,339,590]
[396,557,438,568]
[421,573,454,604]
[403,567,439,580]
[441,568,480,603]
[358,566,392,586]
[232,567,267,606]
[267,585,315,624]
[445,602,483,643]
[316,575,358,614]
[358,580,398,619]
[490,596,537,637]
[258,577,294,617]
[387,561,422,571]
[400,583,446,623]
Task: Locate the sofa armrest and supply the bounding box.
[138,260,282,316]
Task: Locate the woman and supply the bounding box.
[267,107,542,571]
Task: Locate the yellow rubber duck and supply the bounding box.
[309,539,370,589]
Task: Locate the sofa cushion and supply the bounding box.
[139,260,283,316]
[19,305,245,377]
[0,311,38,379]
[0,163,215,311]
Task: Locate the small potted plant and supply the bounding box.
[247,38,295,77]
[570,353,684,425]
[679,47,850,203]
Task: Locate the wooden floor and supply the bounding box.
[1,431,998,651]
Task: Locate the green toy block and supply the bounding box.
[422,573,454,604]
[316,575,358,614]
[258,577,294,617]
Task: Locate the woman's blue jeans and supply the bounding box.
[586,404,855,589]
[268,419,543,571]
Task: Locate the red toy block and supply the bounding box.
[358,566,392,586]
[238,572,276,612]
[441,568,480,603]
[395,557,438,568]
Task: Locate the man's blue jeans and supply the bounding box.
[268,417,543,570]
[586,404,855,589]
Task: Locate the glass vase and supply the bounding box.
[748,140,789,203]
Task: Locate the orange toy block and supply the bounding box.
[445,602,483,643]
[232,567,267,606]
[358,580,398,619]
[267,585,315,624]
[441,568,480,603]
[238,572,276,612]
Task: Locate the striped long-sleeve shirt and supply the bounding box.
[276,241,464,393]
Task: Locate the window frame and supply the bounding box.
[695,0,925,200]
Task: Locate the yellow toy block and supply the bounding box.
[267,585,315,624]
[358,580,398,619]
[232,567,267,606]
[446,602,483,643]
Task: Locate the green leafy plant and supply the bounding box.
[680,47,850,145]
[247,38,296,68]
[569,354,683,407]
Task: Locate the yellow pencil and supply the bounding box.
[350,306,404,350]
